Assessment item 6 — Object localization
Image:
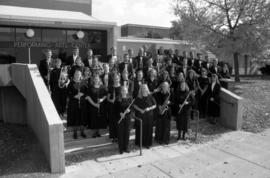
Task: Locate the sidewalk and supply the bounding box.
[62,129,270,178]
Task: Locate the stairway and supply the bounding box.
[63,119,137,155]
[63,119,203,156]
[64,127,136,155]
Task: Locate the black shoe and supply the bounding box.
[73,131,77,139]
[177,135,181,140]
[145,146,150,149]
[92,132,97,138]
[124,149,130,153]
[112,138,118,143]
[81,131,86,138]
[96,132,101,137]
[119,150,123,154]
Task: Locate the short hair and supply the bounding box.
[73,46,79,50]
[44,49,52,53]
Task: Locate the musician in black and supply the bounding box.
[117,86,133,154]
[107,73,122,142]
[187,51,195,69]
[69,57,84,79]
[39,49,53,88]
[175,81,194,140]
[133,70,144,98]
[158,70,172,86]
[67,69,87,139]
[172,49,183,66]
[155,81,172,145]
[133,84,156,148]
[133,48,148,71]
[90,56,104,76]
[202,55,211,74]
[198,68,210,118]
[66,47,80,66]
[121,69,134,95]
[219,63,231,89]
[206,74,221,124]
[146,69,158,93]
[186,69,200,112]
[118,54,133,76]
[209,58,221,78]
[50,58,69,117]
[83,48,94,67]
[85,75,107,138]
[194,53,203,75]
[82,67,92,87]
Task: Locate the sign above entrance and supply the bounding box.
[13,41,95,49]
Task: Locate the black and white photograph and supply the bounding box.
[0,0,270,177]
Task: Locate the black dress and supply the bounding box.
[117,97,132,152]
[50,68,68,115]
[134,95,156,147]
[206,83,221,117]
[87,86,108,129]
[146,78,158,93]
[107,86,121,139]
[39,59,51,87]
[198,76,210,118]
[155,92,171,144]
[175,90,194,132]
[133,79,143,98]
[67,81,87,127]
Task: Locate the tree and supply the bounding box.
[171,0,270,81]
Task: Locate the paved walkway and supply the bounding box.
[62,129,270,178]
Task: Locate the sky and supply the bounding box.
[92,0,176,27]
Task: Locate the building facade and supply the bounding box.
[0,0,92,15]
[121,24,170,39]
[0,2,116,64]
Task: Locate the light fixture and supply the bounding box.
[26,28,35,38]
[76,30,84,39]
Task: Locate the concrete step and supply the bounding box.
[64,129,180,155]
[64,119,207,155]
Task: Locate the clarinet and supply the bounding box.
[178,92,191,114]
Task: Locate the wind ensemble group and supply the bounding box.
[39,46,231,154]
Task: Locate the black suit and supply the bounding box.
[133,56,148,71]
[118,62,133,74]
[209,66,222,78]
[83,58,93,67]
[66,55,80,66]
[206,83,221,118]
[39,59,51,86]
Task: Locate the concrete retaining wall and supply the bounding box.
[220,88,243,130]
[11,63,65,173]
[0,64,13,86]
[0,86,26,124]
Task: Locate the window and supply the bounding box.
[42,29,66,42]
[0,27,15,41]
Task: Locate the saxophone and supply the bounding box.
[58,67,67,88]
[159,92,170,115]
